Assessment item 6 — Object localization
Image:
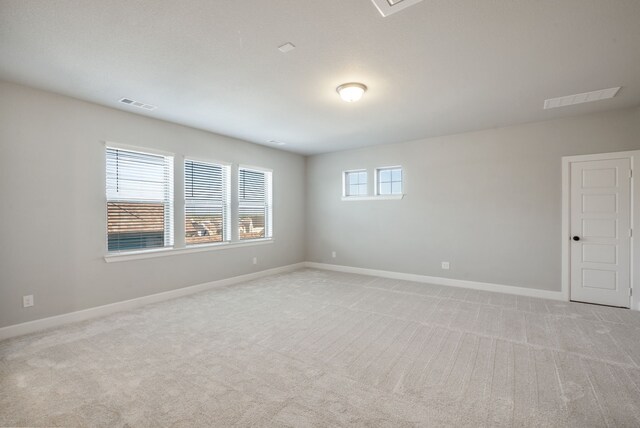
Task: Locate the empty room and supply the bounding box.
[2,0,640,426]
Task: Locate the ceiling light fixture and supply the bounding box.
[336,83,367,103]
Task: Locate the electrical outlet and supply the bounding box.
[23,295,34,308]
[252,257,257,265]
[332,251,336,258]
[441,262,450,270]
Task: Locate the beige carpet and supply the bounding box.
[2,268,640,427]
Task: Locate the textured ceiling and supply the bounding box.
[1,0,639,154]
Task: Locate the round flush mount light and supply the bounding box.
[336,82,367,103]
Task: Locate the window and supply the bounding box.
[344,170,368,196]
[106,147,174,252]
[104,147,275,261]
[185,160,230,245]
[377,167,403,195]
[238,167,272,240]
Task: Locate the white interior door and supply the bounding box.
[570,158,631,307]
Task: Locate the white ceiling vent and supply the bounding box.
[268,140,286,146]
[543,87,620,110]
[119,98,157,111]
[278,43,296,53]
[371,0,424,17]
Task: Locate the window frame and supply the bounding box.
[341,167,404,201]
[103,142,275,263]
[375,166,404,196]
[184,157,232,247]
[343,169,368,198]
[238,165,273,241]
[105,142,175,254]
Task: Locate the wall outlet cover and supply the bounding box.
[23,295,34,308]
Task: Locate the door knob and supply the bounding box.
[572,236,580,241]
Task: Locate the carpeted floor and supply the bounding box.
[2,269,640,427]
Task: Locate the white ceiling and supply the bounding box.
[1,0,639,154]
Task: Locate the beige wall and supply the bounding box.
[306,107,640,292]
[0,81,306,328]
[2,78,640,329]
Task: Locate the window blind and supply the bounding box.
[185,160,230,245]
[106,147,174,252]
[238,168,272,240]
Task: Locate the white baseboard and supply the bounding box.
[0,260,568,341]
[0,262,305,341]
[304,262,565,301]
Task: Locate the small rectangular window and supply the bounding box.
[106,147,174,252]
[238,167,272,240]
[185,159,230,245]
[344,170,368,196]
[377,167,403,195]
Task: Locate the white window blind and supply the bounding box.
[238,167,272,240]
[185,160,230,245]
[106,147,174,252]
[377,167,403,195]
[344,170,368,196]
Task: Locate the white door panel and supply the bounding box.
[582,194,616,213]
[570,158,631,307]
[582,269,616,290]
[581,168,617,188]
[582,218,617,238]
[582,244,616,264]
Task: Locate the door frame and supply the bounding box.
[562,150,640,310]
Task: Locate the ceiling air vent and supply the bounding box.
[371,0,424,17]
[119,97,157,111]
[278,42,296,53]
[543,87,620,110]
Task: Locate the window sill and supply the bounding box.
[104,238,274,263]
[341,194,404,201]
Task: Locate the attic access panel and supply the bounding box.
[371,0,424,17]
